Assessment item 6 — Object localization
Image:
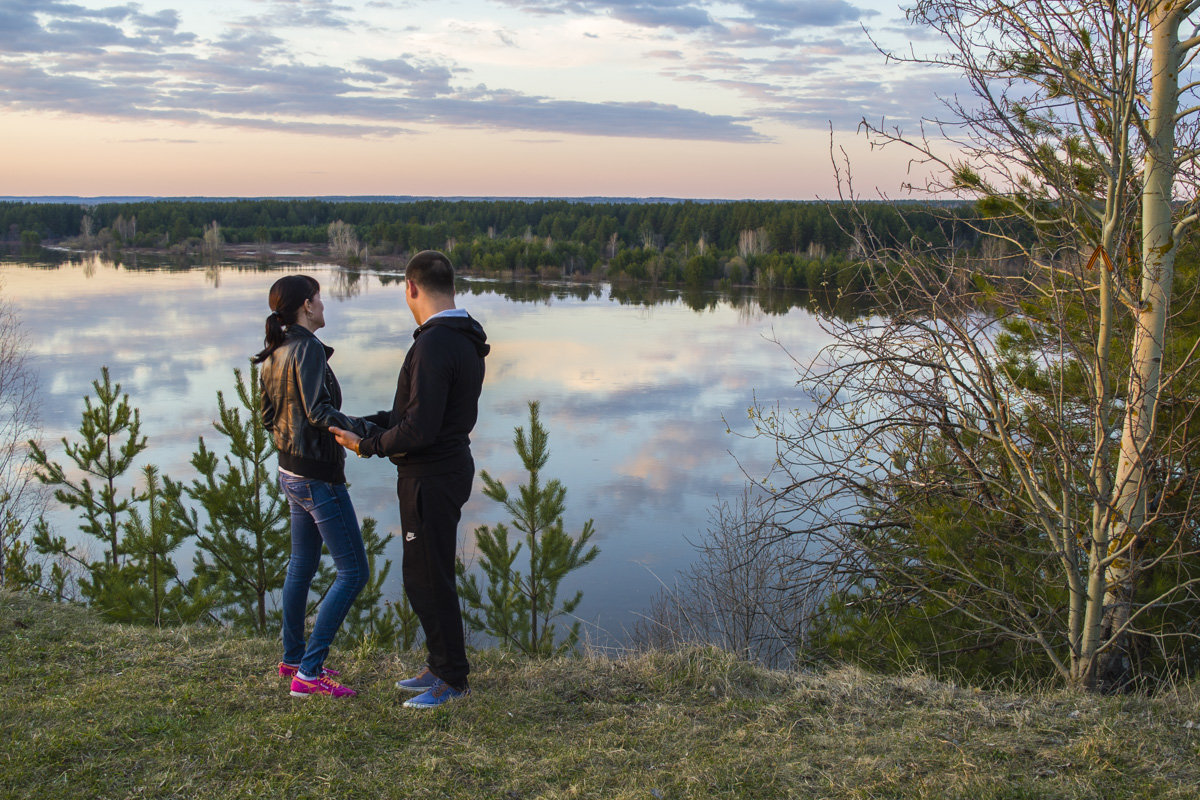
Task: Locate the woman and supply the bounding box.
[253,274,370,698]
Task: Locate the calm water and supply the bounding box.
[3,252,829,644]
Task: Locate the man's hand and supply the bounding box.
[329,426,363,455]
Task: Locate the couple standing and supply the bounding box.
[252,250,489,709]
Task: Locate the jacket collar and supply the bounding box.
[286,324,334,359]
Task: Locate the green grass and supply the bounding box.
[3,590,1200,799]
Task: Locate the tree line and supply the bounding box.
[1,197,996,291]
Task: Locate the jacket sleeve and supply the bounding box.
[359,339,449,458]
[294,340,369,435]
[364,410,391,428]
[260,370,276,432]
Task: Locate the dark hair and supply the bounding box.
[251,274,320,364]
[405,250,455,296]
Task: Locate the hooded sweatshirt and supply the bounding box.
[358,313,490,476]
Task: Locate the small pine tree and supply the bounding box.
[28,366,147,568]
[25,519,77,601]
[1,522,45,594]
[388,592,423,652]
[124,466,211,626]
[72,467,210,626]
[456,401,599,656]
[174,364,289,633]
[25,368,205,624]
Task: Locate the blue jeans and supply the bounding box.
[278,471,369,677]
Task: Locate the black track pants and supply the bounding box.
[396,465,473,689]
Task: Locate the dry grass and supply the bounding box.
[3,590,1199,799]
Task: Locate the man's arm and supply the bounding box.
[352,337,452,459]
[363,410,391,428]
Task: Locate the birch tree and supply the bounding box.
[201,220,223,258]
[327,220,360,262]
[759,0,1200,690]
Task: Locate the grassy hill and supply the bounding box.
[2,590,1198,799]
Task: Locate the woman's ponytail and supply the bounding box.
[251,276,320,364]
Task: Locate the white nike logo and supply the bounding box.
[405,531,416,542]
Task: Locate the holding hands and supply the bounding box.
[329,426,362,456]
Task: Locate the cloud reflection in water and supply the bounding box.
[3,257,828,644]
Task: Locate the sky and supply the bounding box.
[0,0,961,199]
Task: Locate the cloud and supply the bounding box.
[358,56,456,97]
[0,0,769,142]
[606,1,716,31]
[214,29,289,55]
[496,0,874,41]
[498,0,717,32]
[739,0,872,29]
[0,0,194,54]
[236,0,359,30]
[763,70,972,128]
[0,0,953,148]
[0,58,764,141]
[424,89,766,141]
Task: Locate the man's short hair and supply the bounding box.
[405,250,455,296]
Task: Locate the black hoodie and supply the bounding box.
[358,313,490,476]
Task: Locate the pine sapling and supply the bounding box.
[457,401,598,656]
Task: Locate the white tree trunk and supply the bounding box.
[1092,0,1185,689]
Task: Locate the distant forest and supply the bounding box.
[0,197,987,291]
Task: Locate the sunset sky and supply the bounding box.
[0,0,960,199]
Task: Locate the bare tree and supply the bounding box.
[634,490,817,669]
[0,295,43,588]
[756,0,1200,691]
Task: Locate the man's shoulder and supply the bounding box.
[416,320,477,343]
[411,322,486,364]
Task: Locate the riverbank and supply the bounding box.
[3,590,1198,799]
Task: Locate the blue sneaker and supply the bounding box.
[395,667,440,693]
[402,678,470,709]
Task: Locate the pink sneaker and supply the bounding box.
[290,674,357,698]
[278,662,340,678]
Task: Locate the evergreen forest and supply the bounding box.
[0,197,985,292]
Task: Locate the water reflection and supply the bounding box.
[2,251,834,643]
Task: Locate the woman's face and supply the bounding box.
[304,291,326,330]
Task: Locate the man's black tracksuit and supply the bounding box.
[358,312,489,690]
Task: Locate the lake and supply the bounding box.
[2,251,829,646]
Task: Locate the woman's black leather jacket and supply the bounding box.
[259,325,368,484]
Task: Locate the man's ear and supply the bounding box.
[406,280,418,299]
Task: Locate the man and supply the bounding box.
[330,250,489,709]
